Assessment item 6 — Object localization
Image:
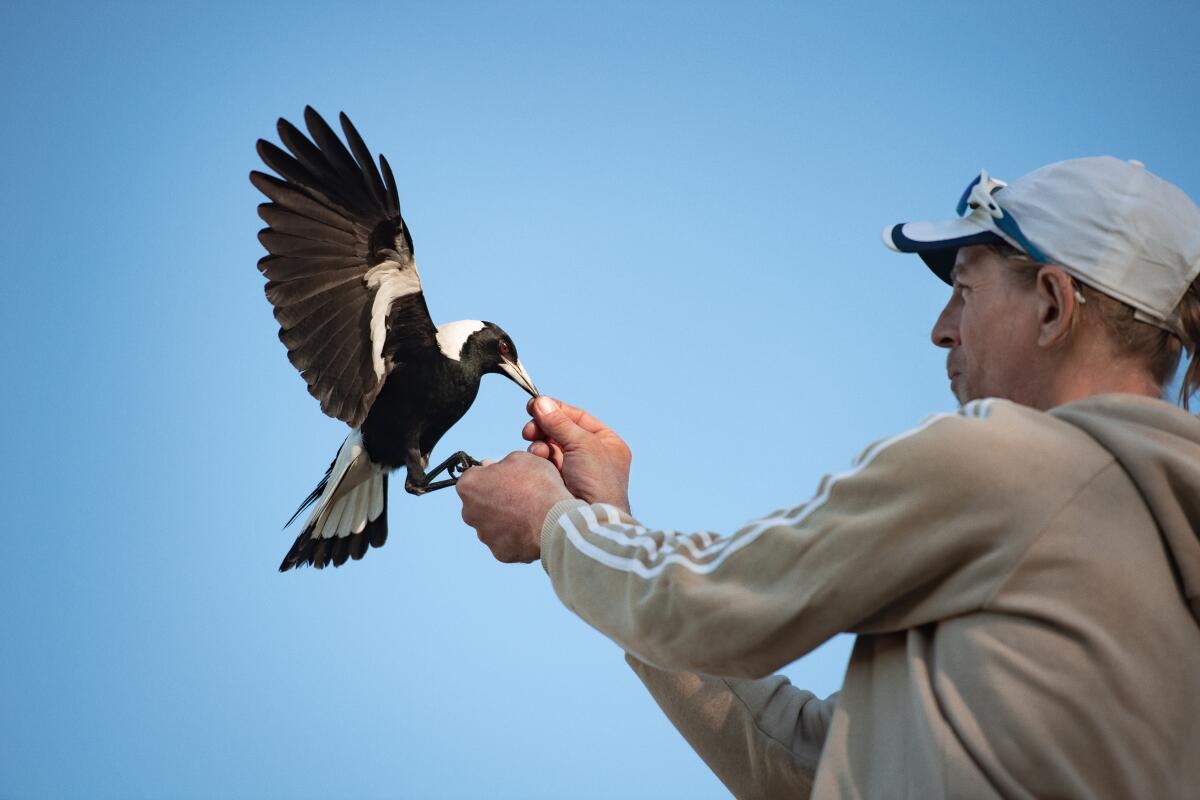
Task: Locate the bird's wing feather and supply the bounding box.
[251,107,438,427]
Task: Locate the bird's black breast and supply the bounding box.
[360,356,482,469]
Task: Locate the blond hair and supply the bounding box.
[989,244,1200,410]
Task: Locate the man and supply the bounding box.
[457,157,1200,798]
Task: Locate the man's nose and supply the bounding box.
[930,298,960,349]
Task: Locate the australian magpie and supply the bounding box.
[250,107,539,571]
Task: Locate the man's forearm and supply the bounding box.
[538,407,1038,678]
[538,499,843,677]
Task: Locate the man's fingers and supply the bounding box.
[553,401,610,435]
[560,404,610,434]
[526,440,565,468]
[527,396,612,436]
[525,420,570,468]
[529,396,595,446]
[522,419,543,441]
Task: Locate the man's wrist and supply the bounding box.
[539,498,588,572]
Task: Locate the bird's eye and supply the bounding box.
[499,340,510,355]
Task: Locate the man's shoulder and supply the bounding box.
[920,397,1102,441]
[869,398,1112,478]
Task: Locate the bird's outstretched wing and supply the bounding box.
[251,107,438,427]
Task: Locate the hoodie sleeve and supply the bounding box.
[625,653,837,800]
[539,399,1100,678]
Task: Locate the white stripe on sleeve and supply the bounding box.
[557,405,990,578]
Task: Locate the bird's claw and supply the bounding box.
[447,452,481,479]
[405,451,483,495]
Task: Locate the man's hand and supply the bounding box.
[523,396,632,513]
[456,451,573,563]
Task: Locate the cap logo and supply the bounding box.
[956,170,1008,218]
[957,169,1051,264]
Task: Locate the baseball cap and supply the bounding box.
[882,156,1200,335]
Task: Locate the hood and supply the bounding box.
[1051,394,1200,626]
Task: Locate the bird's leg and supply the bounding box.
[404,451,481,496]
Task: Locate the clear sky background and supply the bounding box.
[3,1,1198,798]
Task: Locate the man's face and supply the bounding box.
[930,246,1041,405]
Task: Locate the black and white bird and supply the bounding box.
[250,107,539,571]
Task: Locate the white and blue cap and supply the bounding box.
[883,156,1200,335]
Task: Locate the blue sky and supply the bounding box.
[3,1,1199,797]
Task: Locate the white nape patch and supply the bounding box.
[365,261,423,379]
[435,320,487,361]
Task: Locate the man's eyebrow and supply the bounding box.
[949,262,971,283]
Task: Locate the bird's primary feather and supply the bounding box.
[339,112,389,209]
[251,106,438,428]
[250,171,358,232]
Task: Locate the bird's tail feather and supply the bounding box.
[279,431,389,571]
[285,458,334,529]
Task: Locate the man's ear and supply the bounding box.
[1035,265,1078,348]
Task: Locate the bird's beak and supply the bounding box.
[500,358,539,398]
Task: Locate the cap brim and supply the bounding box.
[882,219,1004,284]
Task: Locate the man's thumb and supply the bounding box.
[533,396,585,444]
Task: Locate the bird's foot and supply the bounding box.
[405,451,482,496]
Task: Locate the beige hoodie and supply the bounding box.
[539,395,1200,799]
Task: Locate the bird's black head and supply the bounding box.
[436,320,539,397]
